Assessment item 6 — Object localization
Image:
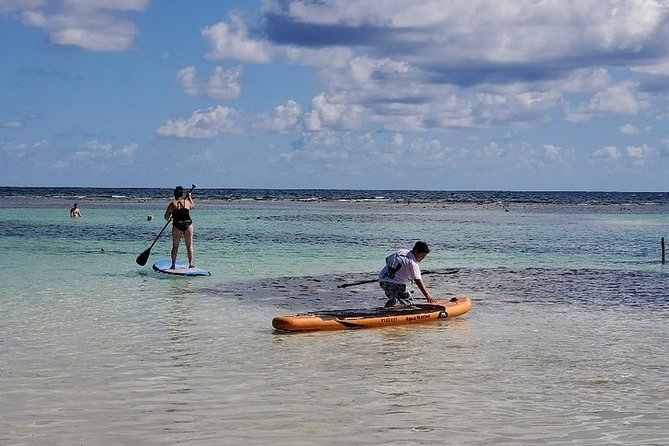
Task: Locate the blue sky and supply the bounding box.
[1,0,669,191]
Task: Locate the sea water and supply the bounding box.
[0,189,668,445]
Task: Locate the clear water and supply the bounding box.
[1,196,668,445]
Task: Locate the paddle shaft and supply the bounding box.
[337,269,458,288]
[147,219,171,251]
[136,184,195,266]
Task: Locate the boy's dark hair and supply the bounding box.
[412,241,430,254]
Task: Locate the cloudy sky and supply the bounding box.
[2,0,669,190]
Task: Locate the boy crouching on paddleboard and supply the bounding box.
[379,241,436,307]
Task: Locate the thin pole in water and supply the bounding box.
[662,237,666,264]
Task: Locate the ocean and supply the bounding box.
[1,187,667,445]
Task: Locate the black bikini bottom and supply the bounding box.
[173,220,192,231]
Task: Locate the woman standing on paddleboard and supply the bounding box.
[164,185,196,269]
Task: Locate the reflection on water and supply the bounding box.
[164,280,197,369]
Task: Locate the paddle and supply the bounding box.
[136,184,195,266]
[336,268,459,288]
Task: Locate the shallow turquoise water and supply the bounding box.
[1,202,668,445]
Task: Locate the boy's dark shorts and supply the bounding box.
[380,281,413,306]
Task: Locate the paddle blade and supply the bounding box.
[136,248,151,266]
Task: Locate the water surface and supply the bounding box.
[1,190,667,445]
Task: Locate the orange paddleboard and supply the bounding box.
[272,296,471,332]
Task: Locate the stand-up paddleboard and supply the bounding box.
[152,259,211,276]
[272,296,471,332]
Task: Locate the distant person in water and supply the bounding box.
[164,185,195,269]
[378,241,436,307]
[69,203,81,218]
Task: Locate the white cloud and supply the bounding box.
[157,106,239,139]
[33,139,48,149]
[9,0,149,51]
[1,141,29,158]
[177,66,242,99]
[566,81,651,122]
[620,123,640,135]
[391,133,404,148]
[625,144,655,166]
[543,144,564,161]
[257,100,302,132]
[261,0,668,71]
[632,60,669,76]
[248,1,669,131]
[118,142,138,157]
[177,66,198,96]
[283,46,354,70]
[302,93,364,131]
[591,143,656,167]
[593,145,622,160]
[202,12,272,63]
[61,0,149,11]
[192,149,216,163]
[72,140,137,161]
[587,82,650,115]
[278,130,474,171]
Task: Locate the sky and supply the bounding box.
[1,0,669,191]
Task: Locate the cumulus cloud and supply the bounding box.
[391,133,404,148]
[202,12,272,63]
[257,100,303,132]
[543,144,564,162]
[565,81,652,123]
[199,1,669,132]
[592,144,657,166]
[303,93,365,131]
[620,123,640,135]
[2,0,149,51]
[593,145,622,160]
[1,141,29,158]
[259,0,668,79]
[279,130,473,171]
[625,144,655,166]
[157,106,239,139]
[633,60,669,76]
[177,65,242,99]
[72,140,138,161]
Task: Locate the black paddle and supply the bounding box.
[337,268,459,288]
[136,184,195,266]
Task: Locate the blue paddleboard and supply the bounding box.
[152,259,211,276]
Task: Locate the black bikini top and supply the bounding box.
[172,201,191,221]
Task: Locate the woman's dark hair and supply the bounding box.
[174,186,184,198]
